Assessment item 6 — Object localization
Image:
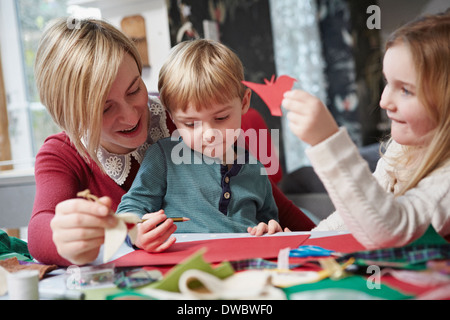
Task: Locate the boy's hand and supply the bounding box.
[282,90,339,146]
[247,219,285,236]
[134,210,177,253]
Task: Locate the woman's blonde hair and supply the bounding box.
[158,39,246,113]
[34,18,142,166]
[383,11,450,195]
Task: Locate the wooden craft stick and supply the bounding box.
[77,190,190,223]
[77,189,99,202]
[141,217,190,223]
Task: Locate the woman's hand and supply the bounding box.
[51,196,117,265]
[282,90,339,146]
[247,219,288,236]
[134,210,177,253]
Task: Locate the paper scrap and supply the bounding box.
[103,213,141,263]
[75,190,142,263]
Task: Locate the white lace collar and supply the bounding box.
[97,96,170,185]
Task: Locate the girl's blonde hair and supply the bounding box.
[384,11,450,195]
[34,18,142,167]
[158,39,246,113]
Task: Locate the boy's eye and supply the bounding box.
[216,115,229,121]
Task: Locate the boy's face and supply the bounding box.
[170,89,251,163]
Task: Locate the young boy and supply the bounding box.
[117,39,281,239]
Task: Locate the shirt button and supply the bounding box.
[224,176,230,184]
[224,192,231,200]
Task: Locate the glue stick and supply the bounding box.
[7,270,39,300]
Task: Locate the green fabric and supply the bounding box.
[148,249,235,293]
[0,230,32,261]
[340,225,450,270]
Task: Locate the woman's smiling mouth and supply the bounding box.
[119,120,141,135]
[121,124,138,133]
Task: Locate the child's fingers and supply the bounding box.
[283,89,311,102]
[136,221,177,252]
[152,236,177,253]
[267,220,282,234]
[139,210,167,233]
[282,90,314,112]
[286,109,306,127]
[248,223,268,236]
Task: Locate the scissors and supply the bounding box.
[289,245,337,258]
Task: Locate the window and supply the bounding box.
[0,0,100,171]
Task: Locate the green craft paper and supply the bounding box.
[409,225,448,246]
[147,249,235,293]
[283,276,413,300]
[82,286,121,300]
[106,290,154,300]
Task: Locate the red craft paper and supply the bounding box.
[303,233,366,253]
[242,75,297,117]
[112,234,310,267]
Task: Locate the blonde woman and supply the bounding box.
[283,11,450,249]
[29,19,314,266]
[29,18,174,266]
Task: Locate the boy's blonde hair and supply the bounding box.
[34,18,142,167]
[158,39,246,113]
[384,11,450,195]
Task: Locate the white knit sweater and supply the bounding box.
[308,128,450,249]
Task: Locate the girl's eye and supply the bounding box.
[401,87,412,96]
[184,122,195,128]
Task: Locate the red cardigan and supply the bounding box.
[28,110,314,266]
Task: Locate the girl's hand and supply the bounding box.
[134,210,177,253]
[51,196,117,265]
[282,90,339,146]
[247,219,287,236]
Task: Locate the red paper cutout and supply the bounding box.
[242,75,297,117]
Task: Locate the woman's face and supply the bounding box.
[100,54,149,154]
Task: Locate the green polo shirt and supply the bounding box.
[117,137,278,233]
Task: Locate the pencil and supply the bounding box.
[168,217,190,222]
[140,217,190,223]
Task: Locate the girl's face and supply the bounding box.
[380,43,436,147]
[170,89,251,164]
[101,54,149,154]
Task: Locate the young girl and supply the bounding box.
[282,11,450,249]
